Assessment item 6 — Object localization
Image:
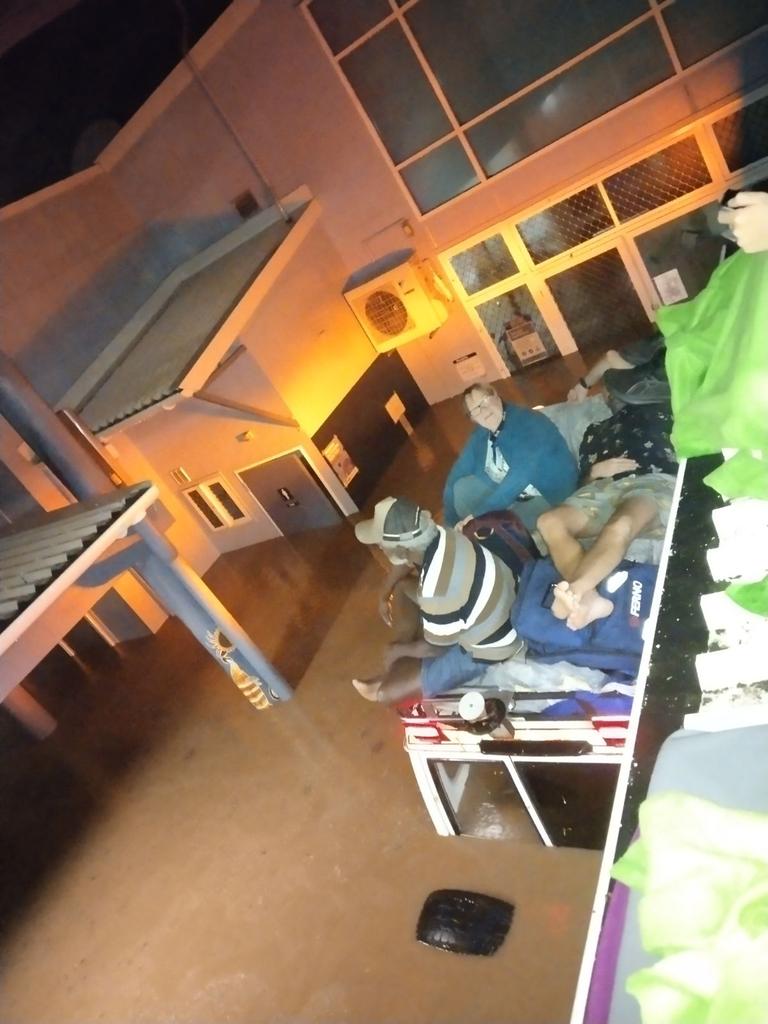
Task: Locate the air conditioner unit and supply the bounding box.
[344,252,449,353]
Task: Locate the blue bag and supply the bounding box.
[510,558,658,678]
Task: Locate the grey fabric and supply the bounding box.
[537,396,612,461]
[452,475,497,520]
[608,725,768,1023]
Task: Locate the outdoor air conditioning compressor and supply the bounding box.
[343,251,450,353]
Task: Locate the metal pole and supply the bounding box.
[0,353,114,499]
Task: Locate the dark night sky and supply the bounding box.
[0,0,233,206]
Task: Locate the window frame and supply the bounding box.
[183,474,250,532]
[302,0,768,219]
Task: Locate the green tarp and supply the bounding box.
[658,251,768,615]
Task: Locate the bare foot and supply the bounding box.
[566,589,614,631]
[551,581,579,621]
[352,678,382,702]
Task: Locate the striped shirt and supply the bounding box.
[418,526,524,663]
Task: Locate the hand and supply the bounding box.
[589,457,639,479]
[378,591,394,627]
[567,382,588,403]
[718,193,768,253]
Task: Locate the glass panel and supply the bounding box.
[662,0,768,69]
[713,95,768,172]
[517,186,613,264]
[187,489,223,529]
[635,202,726,306]
[603,136,711,222]
[546,248,653,360]
[516,763,618,849]
[341,22,451,163]
[208,481,245,521]
[400,138,479,213]
[450,234,518,295]
[307,0,392,54]
[466,21,673,177]
[429,760,542,842]
[475,284,559,374]
[406,0,649,123]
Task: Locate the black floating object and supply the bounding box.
[416,889,514,956]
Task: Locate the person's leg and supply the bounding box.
[352,657,423,705]
[566,496,659,596]
[537,504,594,581]
[388,577,422,643]
[453,476,497,520]
[512,495,551,532]
[551,495,659,629]
[353,645,482,704]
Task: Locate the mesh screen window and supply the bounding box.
[713,94,768,172]
[603,136,711,222]
[449,234,518,295]
[517,186,614,264]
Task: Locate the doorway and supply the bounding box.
[238,452,341,536]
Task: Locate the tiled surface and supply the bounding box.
[0,363,599,1024]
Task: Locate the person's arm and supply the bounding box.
[377,562,414,626]
[567,349,635,402]
[584,457,639,482]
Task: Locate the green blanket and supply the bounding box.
[658,250,768,615]
[657,250,768,462]
[613,792,768,1023]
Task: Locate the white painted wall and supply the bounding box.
[0,169,145,404]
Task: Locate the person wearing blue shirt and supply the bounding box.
[443,383,578,530]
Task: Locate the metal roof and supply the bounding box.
[75,215,295,433]
[0,482,158,656]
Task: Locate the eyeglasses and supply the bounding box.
[466,394,495,417]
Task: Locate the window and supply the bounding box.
[428,760,544,842]
[449,233,518,295]
[400,138,479,213]
[310,0,768,214]
[184,477,247,531]
[713,94,768,172]
[661,0,768,69]
[515,762,618,849]
[517,186,614,264]
[406,0,648,124]
[602,136,711,222]
[465,21,673,177]
[341,21,452,163]
[545,248,653,358]
[308,0,391,55]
